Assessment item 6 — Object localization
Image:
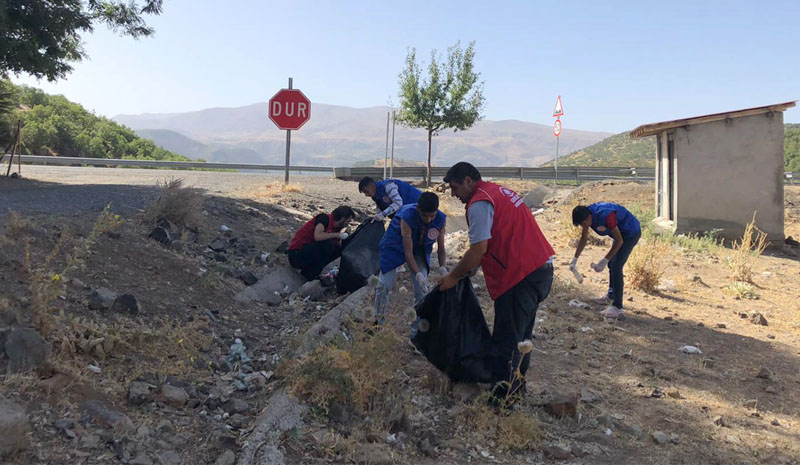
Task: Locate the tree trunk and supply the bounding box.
[426,130,433,187]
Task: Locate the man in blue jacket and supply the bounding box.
[358,177,423,221]
[374,192,446,331]
[571,202,641,319]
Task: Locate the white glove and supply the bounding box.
[372,213,385,222]
[591,257,608,272]
[439,266,447,276]
[415,272,428,293]
[339,232,349,240]
[569,257,583,284]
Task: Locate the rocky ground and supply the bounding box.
[1,167,799,465]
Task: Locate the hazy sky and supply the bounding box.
[12,0,800,132]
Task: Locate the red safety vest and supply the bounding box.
[288,214,339,251]
[466,181,555,299]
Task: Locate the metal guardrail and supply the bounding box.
[3,154,798,184]
[346,166,656,183]
[1,154,333,173]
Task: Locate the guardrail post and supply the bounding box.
[519,167,524,180]
[575,167,580,185]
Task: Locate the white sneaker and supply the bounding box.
[600,306,624,319]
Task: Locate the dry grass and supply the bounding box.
[628,237,669,293]
[460,399,542,452]
[144,178,203,229]
[726,213,768,283]
[558,201,583,245]
[263,181,304,198]
[283,324,402,414]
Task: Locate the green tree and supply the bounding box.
[396,41,486,186]
[0,0,164,81]
[0,79,17,147]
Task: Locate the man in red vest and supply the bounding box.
[438,162,554,401]
[288,206,356,280]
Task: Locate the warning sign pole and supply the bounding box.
[552,96,564,187]
[554,126,559,187]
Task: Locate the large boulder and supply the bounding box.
[234,266,305,305]
[4,328,49,374]
[88,287,118,310]
[0,396,29,458]
[522,185,554,209]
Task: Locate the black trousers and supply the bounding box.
[488,263,553,384]
[288,239,341,281]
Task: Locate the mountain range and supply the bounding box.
[114,103,611,167]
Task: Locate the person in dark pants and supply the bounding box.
[358,177,423,221]
[438,162,555,402]
[288,206,356,280]
[571,203,641,319]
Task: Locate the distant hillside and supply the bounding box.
[115,103,612,167]
[352,158,426,168]
[786,124,800,171]
[0,81,189,161]
[543,132,656,167]
[133,128,263,163]
[550,124,800,169]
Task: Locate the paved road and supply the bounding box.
[0,166,364,218]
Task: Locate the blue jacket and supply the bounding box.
[379,204,446,273]
[588,202,641,237]
[374,179,422,211]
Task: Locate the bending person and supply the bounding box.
[288,206,356,280]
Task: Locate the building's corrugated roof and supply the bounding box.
[630,101,797,139]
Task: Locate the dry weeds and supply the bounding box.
[726,213,768,283]
[144,178,203,229]
[284,324,402,414]
[263,181,304,198]
[628,237,669,293]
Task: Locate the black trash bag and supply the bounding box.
[336,220,385,294]
[411,278,493,383]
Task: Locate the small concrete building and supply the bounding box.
[630,101,796,241]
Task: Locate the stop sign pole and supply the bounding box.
[269,78,311,183]
[283,77,293,183]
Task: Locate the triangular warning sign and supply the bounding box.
[553,95,564,117]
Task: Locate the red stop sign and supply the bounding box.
[268,89,311,130]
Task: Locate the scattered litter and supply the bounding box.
[604,428,613,436]
[87,364,102,374]
[679,345,703,354]
[386,433,397,444]
[569,299,591,309]
[532,208,545,216]
[657,280,678,293]
[580,326,594,333]
[204,309,219,322]
[323,266,339,278]
[227,338,253,364]
[342,331,350,342]
[220,225,230,232]
[260,252,270,263]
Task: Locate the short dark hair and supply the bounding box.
[443,162,482,184]
[572,206,592,226]
[417,192,439,213]
[358,177,376,193]
[332,206,356,221]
